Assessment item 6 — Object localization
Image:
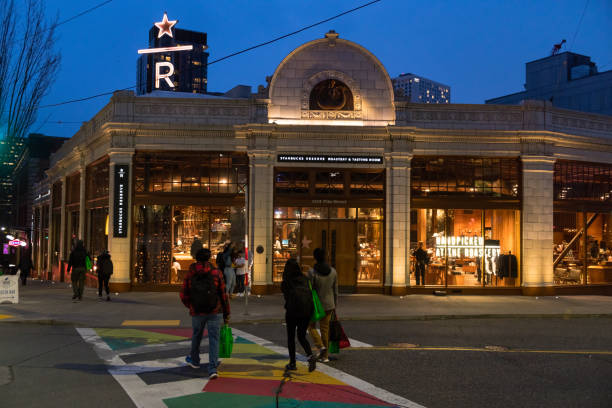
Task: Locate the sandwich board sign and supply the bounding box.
[0,272,19,304]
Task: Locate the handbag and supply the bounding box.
[309,281,326,322]
[85,255,92,271]
[329,311,351,350]
[219,324,234,358]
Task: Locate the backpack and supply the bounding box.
[190,265,219,313]
[216,251,225,271]
[286,277,314,319]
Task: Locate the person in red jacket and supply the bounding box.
[180,248,230,379]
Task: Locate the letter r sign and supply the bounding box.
[155,61,175,88]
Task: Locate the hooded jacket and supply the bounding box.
[309,262,338,311]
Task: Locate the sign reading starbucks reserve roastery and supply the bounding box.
[277,154,383,164]
[113,165,129,238]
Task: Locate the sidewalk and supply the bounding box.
[1,280,611,327]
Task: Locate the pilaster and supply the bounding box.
[248,146,275,294]
[78,159,86,240]
[521,154,556,295]
[107,149,134,292]
[59,176,67,266]
[385,152,412,296]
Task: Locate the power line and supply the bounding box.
[569,0,590,51]
[39,0,383,109]
[16,0,114,43]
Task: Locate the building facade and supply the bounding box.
[392,73,450,104]
[32,32,612,295]
[486,52,612,116]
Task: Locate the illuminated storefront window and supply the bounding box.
[86,158,109,257]
[554,161,612,285]
[273,168,385,288]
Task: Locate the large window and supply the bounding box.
[86,159,109,257]
[554,160,612,202]
[133,205,244,285]
[134,152,248,194]
[411,157,520,198]
[274,168,384,198]
[411,208,520,287]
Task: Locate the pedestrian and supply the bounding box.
[222,242,236,297]
[67,240,89,302]
[171,257,181,283]
[413,241,428,286]
[191,236,203,259]
[281,258,317,372]
[307,248,338,363]
[180,248,230,379]
[18,251,33,286]
[234,247,246,296]
[97,250,113,301]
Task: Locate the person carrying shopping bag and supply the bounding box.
[307,248,338,363]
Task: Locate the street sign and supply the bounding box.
[0,273,19,304]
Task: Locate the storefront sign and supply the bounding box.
[434,236,500,259]
[0,274,19,304]
[8,239,26,247]
[278,154,383,164]
[113,165,129,238]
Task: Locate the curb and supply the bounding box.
[2,313,611,327]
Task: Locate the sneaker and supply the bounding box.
[318,357,330,363]
[107,296,111,301]
[318,347,327,360]
[185,356,200,369]
[285,363,297,371]
[72,295,77,300]
[307,355,317,372]
[209,372,218,380]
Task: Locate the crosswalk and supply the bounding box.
[78,326,423,408]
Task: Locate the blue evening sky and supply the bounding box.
[32,0,612,138]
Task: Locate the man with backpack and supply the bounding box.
[180,248,230,379]
[281,258,317,372]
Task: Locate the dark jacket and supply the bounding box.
[180,262,230,318]
[281,261,313,318]
[19,257,33,276]
[68,247,88,272]
[414,247,428,265]
[97,252,113,278]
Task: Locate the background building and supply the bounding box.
[392,73,450,103]
[486,52,612,116]
[11,134,66,233]
[136,25,209,95]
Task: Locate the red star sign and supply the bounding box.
[154,12,177,39]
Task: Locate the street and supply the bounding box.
[2,316,611,407]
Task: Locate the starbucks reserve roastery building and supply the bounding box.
[31,33,612,295]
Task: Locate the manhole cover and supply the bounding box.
[388,343,419,348]
[484,345,509,352]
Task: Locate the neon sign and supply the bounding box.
[137,13,203,91]
[8,239,26,247]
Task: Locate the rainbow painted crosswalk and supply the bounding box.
[78,326,422,408]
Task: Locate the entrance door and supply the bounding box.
[300,220,357,291]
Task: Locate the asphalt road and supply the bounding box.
[1,317,611,408]
[234,317,612,408]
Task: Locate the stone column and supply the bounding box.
[248,151,274,294]
[58,176,67,280]
[108,150,134,292]
[78,164,86,240]
[521,155,556,295]
[385,152,412,295]
[46,199,53,278]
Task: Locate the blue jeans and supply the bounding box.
[224,267,236,294]
[191,314,221,375]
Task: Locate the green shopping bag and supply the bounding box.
[309,281,326,322]
[329,340,339,354]
[219,324,233,358]
[85,255,92,271]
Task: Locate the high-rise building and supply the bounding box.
[137,18,209,95]
[0,136,24,227]
[11,134,66,232]
[486,52,612,116]
[392,73,450,104]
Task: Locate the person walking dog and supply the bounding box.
[307,248,338,363]
[180,248,230,379]
[281,258,317,372]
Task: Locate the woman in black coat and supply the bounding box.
[281,258,316,372]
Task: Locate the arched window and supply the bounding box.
[309,79,354,111]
